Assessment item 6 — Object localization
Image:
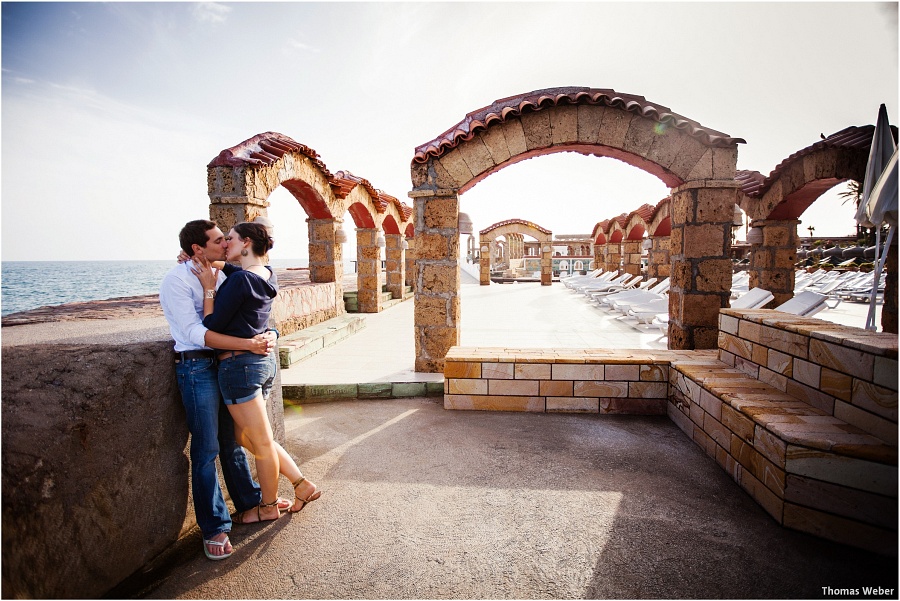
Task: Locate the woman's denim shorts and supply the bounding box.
[217,351,277,405]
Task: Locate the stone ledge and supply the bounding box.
[278,314,366,368]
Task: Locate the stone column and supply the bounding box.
[540,243,552,286]
[385,234,405,299]
[356,228,382,313]
[748,219,800,308]
[405,237,416,288]
[479,238,491,285]
[622,240,642,276]
[594,242,607,271]
[307,218,344,312]
[411,191,460,373]
[605,242,622,274]
[209,200,266,235]
[883,238,898,334]
[668,181,739,350]
[648,235,670,279]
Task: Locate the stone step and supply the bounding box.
[277,314,366,368]
[282,381,444,403]
[343,288,412,312]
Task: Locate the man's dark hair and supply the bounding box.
[179,220,218,256]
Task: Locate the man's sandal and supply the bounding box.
[290,476,322,513]
[203,536,233,561]
[233,499,281,525]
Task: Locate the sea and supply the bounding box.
[0,259,316,317]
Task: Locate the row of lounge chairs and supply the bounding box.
[562,266,881,336]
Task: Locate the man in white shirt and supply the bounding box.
[160,219,277,560]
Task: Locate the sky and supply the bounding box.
[1,1,897,262]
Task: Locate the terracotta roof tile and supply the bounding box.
[628,203,656,224]
[413,87,745,164]
[740,125,895,198]
[208,132,333,179]
[479,218,552,236]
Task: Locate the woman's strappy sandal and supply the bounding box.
[290,476,322,513]
[233,499,281,524]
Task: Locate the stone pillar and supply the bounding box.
[412,192,460,373]
[479,238,491,285]
[622,240,643,276]
[307,218,344,312]
[540,243,552,286]
[883,238,898,334]
[356,228,382,313]
[748,219,800,308]
[668,181,739,350]
[605,242,622,274]
[209,200,266,235]
[648,235,670,279]
[385,234,405,299]
[405,237,416,288]
[594,243,607,271]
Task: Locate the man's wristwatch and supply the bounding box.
[205,289,216,299]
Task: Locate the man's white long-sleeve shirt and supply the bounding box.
[159,261,227,352]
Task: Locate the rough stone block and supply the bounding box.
[683,224,726,258]
[549,104,578,144]
[640,364,668,381]
[444,394,544,412]
[540,380,574,397]
[600,397,667,415]
[422,196,459,230]
[521,109,552,150]
[820,367,852,402]
[478,127,511,165]
[456,137,496,178]
[437,149,474,187]
[767,349,794,377]
[873,356,899,391]
[792,358,822,388]
[629,381,668,398]
[851,379,898,422]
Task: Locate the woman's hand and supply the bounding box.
[246,331,277,355]
[191,256,219,293]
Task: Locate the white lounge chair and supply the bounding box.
[731,287,775,309]
[590,276,657,300]
[775,291,827,317]
[577,272,633,294]
[597,278,669,309]
[627,298,671,323]
[605,279,671,313]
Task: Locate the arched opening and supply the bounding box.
[410,87,745,370]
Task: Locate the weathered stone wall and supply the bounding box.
[271,280,342,336]
[1,307,291,597]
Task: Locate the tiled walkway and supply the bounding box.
[280,280,880,386]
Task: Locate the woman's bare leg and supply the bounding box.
[227,396,280,522]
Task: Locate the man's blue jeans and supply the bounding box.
[175,356,261,539]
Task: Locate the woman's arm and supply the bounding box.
[205,330,275,355]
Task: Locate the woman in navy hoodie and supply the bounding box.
[194,221,321,524]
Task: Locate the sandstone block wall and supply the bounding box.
[2,320,286,598]
[444,348,676,413]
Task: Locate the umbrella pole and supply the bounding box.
[866,226,893,330]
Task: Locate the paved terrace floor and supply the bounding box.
[114,282,897,600]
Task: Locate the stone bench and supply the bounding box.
[278,313,366,368]
[443,310,897,554]
[668,353,896,555]
[444,347,680,414]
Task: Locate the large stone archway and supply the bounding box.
[478,219,553,285]
[409,87,745,372]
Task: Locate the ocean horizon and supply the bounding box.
[1,258,321,317]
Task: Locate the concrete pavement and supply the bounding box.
[115,397,896,599]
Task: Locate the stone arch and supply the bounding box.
[410,87,745,371]
[478,219,553,286]
[735,125,888,308]
[738,126,877,222]
[647,197,673,278]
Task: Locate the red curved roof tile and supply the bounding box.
[208,132,334,179]
[627,203,656,224]
[479,218,552,236]
[739,125,894,198]
[413,87,745,164]
[649,196,671,221]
